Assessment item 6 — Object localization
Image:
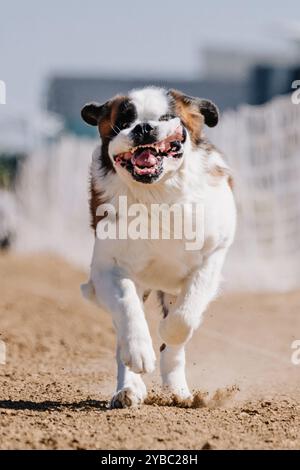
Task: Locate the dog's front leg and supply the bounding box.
[90,267,155,407]
[110,345,148,408]
[159,248,227,346]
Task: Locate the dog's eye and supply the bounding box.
[120,121,130,129]
[159,114,175,121]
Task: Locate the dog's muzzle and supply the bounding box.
[113,125,186,184]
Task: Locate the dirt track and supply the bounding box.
[0,254,299,450]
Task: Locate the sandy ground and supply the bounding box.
[0,253,299,450]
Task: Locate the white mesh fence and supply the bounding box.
[14,137,95,266]
[209,94,300,290]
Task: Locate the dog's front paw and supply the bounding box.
[119,332,156,374]
[163,385,192,403]
[110,381,147,409]
[159,313,193,345]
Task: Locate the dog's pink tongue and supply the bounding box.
[133,150,157,167]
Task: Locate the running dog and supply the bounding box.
[81,87,236,408]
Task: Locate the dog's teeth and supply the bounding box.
[129,144,161,153]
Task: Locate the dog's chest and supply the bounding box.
[97,186,221,294]
[116,237,204,294]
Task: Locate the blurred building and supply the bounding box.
[202,47,296,81]
[46,48,300,136]
[203,47,300,106]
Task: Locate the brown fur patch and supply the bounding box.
[198,139,234,191]
[98,95,127,140]
[90,95,130,231]
[209,164,234,190]
[89,176,108,233]
[228,174,234,190]
[158,291,169,318]
[143,290,151,302]
[169,90,205,146]
[210,165,230,179]
[198,138,216,154]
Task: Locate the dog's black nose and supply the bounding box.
[132,122,156,144]
[133,123,153,136]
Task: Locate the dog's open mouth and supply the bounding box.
[114,126,185,183]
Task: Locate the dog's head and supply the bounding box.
[81,87,219,185]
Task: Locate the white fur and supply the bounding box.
[129,87,169,121]
[160,344,191,399]
[82,88,236,407]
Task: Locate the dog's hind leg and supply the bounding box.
[158,292,191,399]
[159,248,227,346]
[158,249,228,400]
[160,343,191,400]
[111,345,147,408]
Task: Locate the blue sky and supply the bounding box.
[1,0,300,115]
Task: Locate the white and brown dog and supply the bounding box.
[81,87,236,408]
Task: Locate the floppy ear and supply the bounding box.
[81,102,107,126]
[197,99,219,128]
[169,90,219,128]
